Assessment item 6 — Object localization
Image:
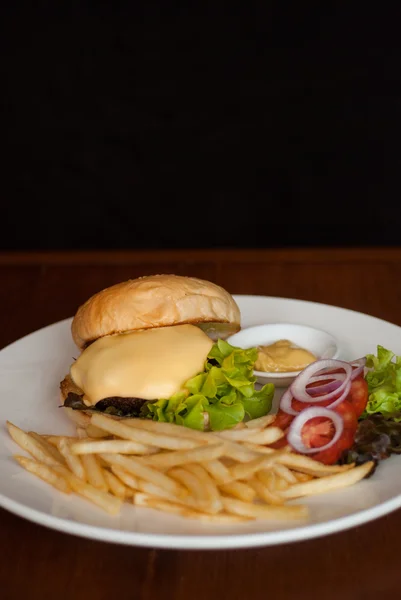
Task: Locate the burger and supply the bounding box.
[60,274,274,431]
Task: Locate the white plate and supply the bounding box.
[1,295,401,550]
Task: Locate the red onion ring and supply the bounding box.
[350,357,367,380]
[287,406,344,455]
[314,357,366,378]
[306,373,346,397]
[290,359,353,403]
[279,357,366,416]
[280,388,301,416]
[351,357,367,367]
[280,378,352,414]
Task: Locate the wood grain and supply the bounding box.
[1,247,400,600]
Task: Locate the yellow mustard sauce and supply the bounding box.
[255,339,317,373]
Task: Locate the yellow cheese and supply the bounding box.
[70,324,213,404]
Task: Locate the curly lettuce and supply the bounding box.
[363,345,401,419]
[146,339,274,431]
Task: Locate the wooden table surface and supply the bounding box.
[1,247,401,600]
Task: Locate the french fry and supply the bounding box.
[111,466,139,490]
[256,468,276,491]
[242,442,276,455]
[64,408,91,428]
[277,452,355,477]
[272,463,298,485]
[245,415,276,429]
[84,424,112,439]
[136,478,219,514]
[222,496,309,520]
[14,455,71,494]
[143,442,226,471]
[219,480,257,503]
[134,493,248,522]
[125,418,212,444]
[293,471,314,483]
[222,441,263,463]
[261,469,286,494]
[214,427,264,441]
[135,479,204,512]
[73,430,110,470]
[91,414,202,450]
[249,477,285,505]
[134,492,198,517]
[56,466,121,515]
[103,470,127,499]
[189,512,249,523]
[243,427,284,446]
[57,437,86,481]
[28,432,66,465]
[274,473,290,491]
[70,439,157,456]
[81,454,108,492]
[136,479,182,502]
[76,427,88,440]
[7,422,61,467]
[279,461,375,499]
[47,435,83,447]
[229,451,285,481]
[181,464,223,514]
[168,467,211,511]
[100,452,185,496]
[96,456,110,468]
[202,459,233,485]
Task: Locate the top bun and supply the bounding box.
[71,274,241,349]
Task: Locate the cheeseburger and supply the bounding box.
[60,274,273,431]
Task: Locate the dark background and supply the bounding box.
[2,4,400,250]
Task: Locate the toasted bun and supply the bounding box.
[71,274,241,349]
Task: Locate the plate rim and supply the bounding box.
[1,482,401,550]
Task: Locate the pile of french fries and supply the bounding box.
[6,411,374,523]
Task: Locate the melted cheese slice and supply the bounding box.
[70,324,213,405]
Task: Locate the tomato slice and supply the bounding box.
[347,375,368,418]
[334,398,358,433]
[301,417,334,449]
[273,410,294,431]
[308,442,342,465]
[268,410,293,449]
[310,426,356,465]
[304,400,358,464]
[268,433,290,450]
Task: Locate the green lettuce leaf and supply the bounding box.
[242,385,275,420]
[363,345,401,419]
[206,400,245,431]
[175,394,209,430]
[146,340,275,431]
